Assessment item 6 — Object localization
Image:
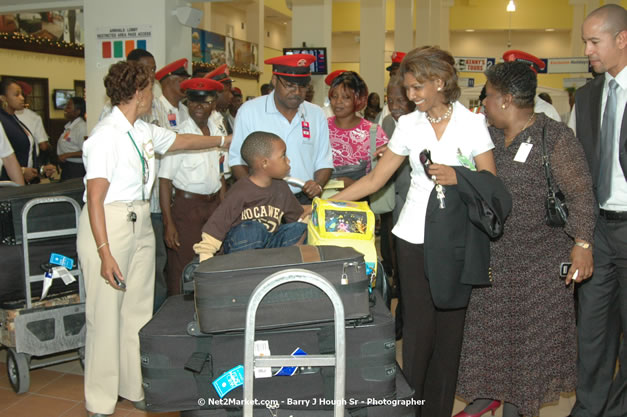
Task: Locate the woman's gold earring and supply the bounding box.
[437,87,442,92]
[501,104,506,109]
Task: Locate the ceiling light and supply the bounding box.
[465,29,475,32]
[545,28,555,32]
[506,0,516,12]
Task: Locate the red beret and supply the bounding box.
[15,81,32,96]
[264,54,315,77]
[391,51,406,64]
[181,78,224,92]
[325,70,346,86]
[204,64,232,84]
[502,50,545,74]
[232,87,242,96]
[155,58,190,81]
[386,51,406,71]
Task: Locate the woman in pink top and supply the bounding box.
[328,71,388,187]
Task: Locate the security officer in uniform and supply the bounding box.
[153,58,190,303]
[159,78,227,295]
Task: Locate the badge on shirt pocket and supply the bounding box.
[302,121,311,139]
[167,113,177,127]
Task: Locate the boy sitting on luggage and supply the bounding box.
[193,131,310,262]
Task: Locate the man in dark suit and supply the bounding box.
[569,4,627,417]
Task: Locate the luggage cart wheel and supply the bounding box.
[78,347,85,370]
[186,321,202,336]
[6,348,30,394]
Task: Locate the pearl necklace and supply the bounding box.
[426,103,453,124]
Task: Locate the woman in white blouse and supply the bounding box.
[56,96,87,180]
[333,46,496,417]
[77,61,230,417]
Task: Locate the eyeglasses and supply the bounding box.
[278,77,309,93]
[419,149,432,176]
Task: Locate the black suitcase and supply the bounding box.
[193,245,371,333]
[140,293,396,413]
[179,367,416,416]
[0,178,84,245]
[0,236,79,304]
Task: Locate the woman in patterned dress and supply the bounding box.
[327,71,388,187]
[455,61,596,417]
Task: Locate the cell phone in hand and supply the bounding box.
[419,149,433,176]
[113,273,126,289]
[559,262,572,278]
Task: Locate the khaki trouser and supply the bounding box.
[77,201,155,414]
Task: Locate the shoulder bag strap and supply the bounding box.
[540,122,557,195]
[369,122,378,167]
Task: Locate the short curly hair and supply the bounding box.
[485,61,536,109]
[399,46,461,103]
[241,131,282,169]
[328,71,369,113]
[104,61,152,106]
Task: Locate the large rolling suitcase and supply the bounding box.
[0,178,84,245]
[193,245,371,333]
[179,367,416,416]
[140,293,396,413]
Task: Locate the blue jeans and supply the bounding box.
[223,221,307,254]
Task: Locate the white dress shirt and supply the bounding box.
[159,118,223,195]
[387,101,495,244]
[83,106,175,204]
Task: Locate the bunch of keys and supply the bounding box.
[127,204,137,233]
[435,183,446,209]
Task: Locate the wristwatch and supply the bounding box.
[575,241,592,250]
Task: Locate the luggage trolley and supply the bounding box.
[1,196,85,394]
[243,269,346,417]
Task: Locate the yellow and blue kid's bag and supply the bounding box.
[307,197,378,281]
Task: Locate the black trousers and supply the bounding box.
[572,216,627,417]
[60,161,86,181]
[396,239,467,417]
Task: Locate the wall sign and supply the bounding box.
[455,57,495,73]
[97,25,151,59]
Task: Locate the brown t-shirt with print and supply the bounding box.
[201,177,304,242]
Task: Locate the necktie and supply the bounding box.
[597,79,618,205]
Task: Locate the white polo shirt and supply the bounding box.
[159,118,223,196]
[387,101,494,244]
[57,117,87,163]
[83,106,176,204]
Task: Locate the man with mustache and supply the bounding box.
[228,54,332,204]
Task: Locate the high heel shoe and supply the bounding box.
[453,400,501,417]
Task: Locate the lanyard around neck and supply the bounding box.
[127,131,146,200]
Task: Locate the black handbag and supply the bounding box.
[331,159,368,181]
[541,124,569,227]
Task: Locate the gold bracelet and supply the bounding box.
[220,136,225,147]
[575,241,592,250]
[96,242,109,251]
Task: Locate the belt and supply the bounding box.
[599,209,627,221]
[174,188,220,202]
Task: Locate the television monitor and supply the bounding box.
[53,89,75,110]
[282,47,328,75]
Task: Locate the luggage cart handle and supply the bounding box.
[243,268,346,417]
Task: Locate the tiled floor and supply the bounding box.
[0,353,178,417]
